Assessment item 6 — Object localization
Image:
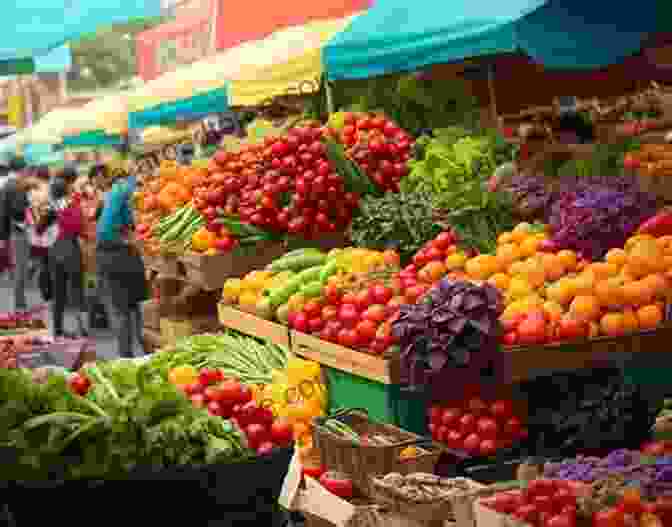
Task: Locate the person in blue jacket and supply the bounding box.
[94,164,147,358]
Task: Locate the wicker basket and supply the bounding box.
[313,409,444,497]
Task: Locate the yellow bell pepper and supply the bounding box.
[192,227,215,252]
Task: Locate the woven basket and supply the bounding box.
[313,409,444,497]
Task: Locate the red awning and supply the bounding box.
[214,0,371,51]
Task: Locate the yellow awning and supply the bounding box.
[227,15,358,106]
[16,107,90,145]
[128,14,358,113]
[60,92,130,136]
[141,125,194,146]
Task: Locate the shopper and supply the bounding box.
[96,165,147,358]
[0,157,40,311]
[41,167,87,338]
[25,166,54,300]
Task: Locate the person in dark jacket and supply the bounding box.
[41,167,87,338]
[95,166,147,357]
[0,157,41,311]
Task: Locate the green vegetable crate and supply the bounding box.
[290,330,427,435]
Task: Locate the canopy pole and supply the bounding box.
[325,79,335,114]
[487,64,499,130]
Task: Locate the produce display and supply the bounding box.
[427,396,527,457]
[0,310,46,332]
[0,334,63,369]
[372,472,475,504]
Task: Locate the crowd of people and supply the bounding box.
[0,156,148,358]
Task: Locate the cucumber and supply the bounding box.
[300,280,324,298]
[267,253,327,273]
[319,259,339,282]
[268,266,324,307]
[281,248,323,259]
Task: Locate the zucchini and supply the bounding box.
[281,248,323,259]
[268,266,324,307]
[300,280,324,298]
[319,259,339,282]
[267,253,327,273]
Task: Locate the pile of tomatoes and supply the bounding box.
[339,112,413,193]
[428,397,528,457]
[481,479,584,527]
[289,279,401,355]
[181,368,294,456]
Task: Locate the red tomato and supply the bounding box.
[558,315,587,340]
[245,423,268,449]
[533,495,554,513]
[479,439,498,457]
[433,232,454,250]
[436,425,449,442]
[490,400,513,420]
[270,419,293,445]
[302,466,326,479]
[308,317,325,333]
[546,514,575,527]
[621,488,643,514]
[441,408,462,426]
[446,430,463,449]
[459,414,477,435]
[428,406,442,424]
[643,441,666,456]
[354,290,374,312]
[184,382,202,395]
[514,505,539,523]
[324,284,341,305]
[468,397,488,415]
[208,401,223,416]
[371,285,393,305]
[363,305,387,324]
[553,489,577,509]
[355,320,378,345]
[191,393,206,408]
[502,331,518,346]
[517,316,547,345]
[462,433,481,453]
[217,380,243,404]
[204,386,223,402]
[477,417,499,439]
[338,304,360,328]
[338,328,360,348]
[425,247,444,261]
[303,300,323,320]
[322,305,339,322]
[504,417,522,437]
[292,312,309,333]
[320,472,354,499]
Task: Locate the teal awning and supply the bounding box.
[324,0,665,80]
[23,143,65,166]
[0,44,73,76]
[62,130,123,148]
[129,86,229,129]
[0,1,162,61]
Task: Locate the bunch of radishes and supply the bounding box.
[339,113,413,193]
[428,397,528,457]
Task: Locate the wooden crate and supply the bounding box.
[180,242,286,291]
[217,304,291,348]
[503,325,672,382]
[143,327,165,353]
[159,315,220,343]
[141,300,160,331]
[142,252,182,277]
[291,330,392,384]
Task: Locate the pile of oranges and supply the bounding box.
[415,222,670,346]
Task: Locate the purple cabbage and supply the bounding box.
[548,177,657,261]
[391,279,503,391]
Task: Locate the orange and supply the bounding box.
[556,250,578,271]
[465,254,501,280]
[621,280,654,307]
[519,237,541,258]
[543,301,564,323]
[542,254,567,282]
[546,279,575,306]
[588,262,620,280]
[595,278,625,308]
[496,244,522,266]
[643,273,669,300]
[656,235,672,252]
[628,239,665,276]
[510,230,529,243]
[569,295,602,322]
[573,272,596,296]
[420,261,447,283]
[445,252,468,270]
[637,304,664,330]
[622,263,648,280]
[605,248,628,267]
[663,254,672,271]
[498,232,514,245]
[600,312,626,337]
[626,234,656,252]
[488,273,511,291]
[622,308,640,334]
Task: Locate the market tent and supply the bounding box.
[15,107,89,146]
[60,92,130,136]
[0,0,162,61]
[128,86,229,129]
[0,134,18,165]
[61,130,123,148]
[227,15,359,106]
[323,0,665,80]
[140,126,195,147]
[23,143,65,166]
[0,44,72,76]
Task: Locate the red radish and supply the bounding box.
[256,441,275,456]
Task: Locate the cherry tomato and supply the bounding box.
[355,320,378,345]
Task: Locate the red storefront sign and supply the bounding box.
[136,13,213,81]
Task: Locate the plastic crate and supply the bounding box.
[323,366,427,435]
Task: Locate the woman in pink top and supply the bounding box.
[41,168,87,338]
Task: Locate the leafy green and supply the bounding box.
[348,191,443,262]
